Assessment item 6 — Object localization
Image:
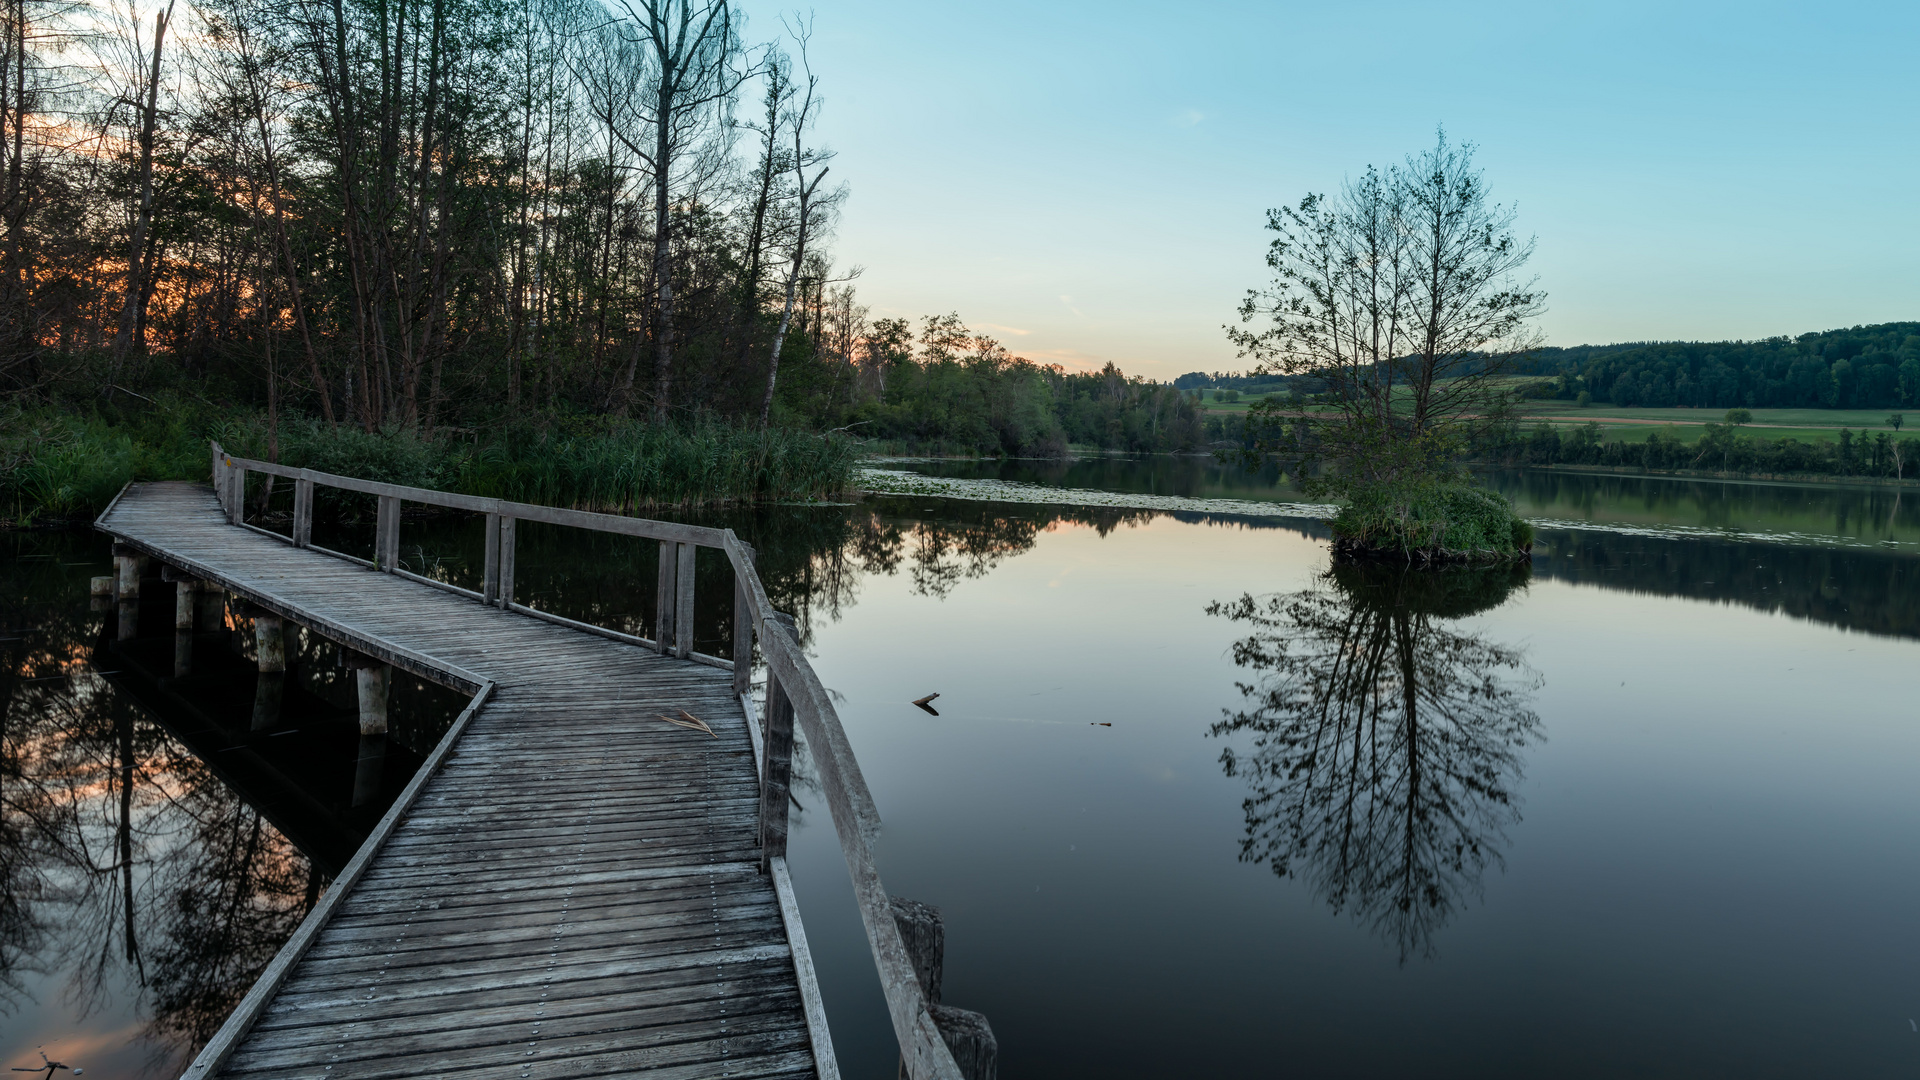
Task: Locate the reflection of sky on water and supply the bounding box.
[769,501,1920,1079]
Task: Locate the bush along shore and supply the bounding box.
[1,399,858,528]
[1327,481,1535,564]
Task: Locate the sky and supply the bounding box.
[733,0,1920,380]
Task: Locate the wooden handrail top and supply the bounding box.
[214,447,730,548]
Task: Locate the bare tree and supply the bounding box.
[758,27,833,428]
[1231,130,1543,462]
[603,0,748,422]
[109,0,174,374]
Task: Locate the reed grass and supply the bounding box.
[1,399,858,526]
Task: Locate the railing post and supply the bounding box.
[293,476,314,547]
[482,511,501,604]
[228,465,246,525]
[675,542,696,659]
[760,610,798,872]
[496,516,516,608]
[732,541,755,696]
[211,444,229,518]
[655,541,676,654]
[375,495,400,571]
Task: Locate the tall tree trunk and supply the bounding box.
[111,2,174,377]
[648,89,674,425]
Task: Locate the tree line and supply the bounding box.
[1533,323,1920,410]
[0,0,1189,473]
[1473,417,1920,480]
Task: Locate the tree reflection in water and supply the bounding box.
[2,534,319,1073]
[1209,561,1542,961]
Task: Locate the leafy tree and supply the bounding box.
[1228,131,1541,557]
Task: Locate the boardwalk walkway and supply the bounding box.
[100,482,826,1080]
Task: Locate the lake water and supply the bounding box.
[5,460,1919,1077]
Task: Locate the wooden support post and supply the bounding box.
[890,897,945,1004]
[252,671,285,730]
[249,613,287,730]
[655,541,676,654]
[759,611,798,871]
[115,551,142,600]
[496,516,516,608]
[254,615,285,672]
[926,1006,997,1080]
[293,477,314,547]
[197,586,226,635]
[375,495,400,571]
[731,541,756,696]
[115,551,143,642]
[172,578,197,678]
[482,512,501,604]
[352,732,387,808]
[90,575,112,612]
[355,664,390,736]
[891,897,997,1080]
[172,577,197,630]
[675,542,696,659]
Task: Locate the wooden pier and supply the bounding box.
[96,447,991,1080]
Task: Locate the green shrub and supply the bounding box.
[1329,481,1533,561]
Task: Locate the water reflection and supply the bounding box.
[1208,562,1542,960]
[2,535,334,1073]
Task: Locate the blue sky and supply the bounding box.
[740,1,1920,379]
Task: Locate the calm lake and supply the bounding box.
[5,459,1919,1077]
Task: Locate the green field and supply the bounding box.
[1193,386,1912,445]
[1515,404,1910,445]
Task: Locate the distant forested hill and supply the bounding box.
[1185,324,1920,411]
[1542,323,1920,409]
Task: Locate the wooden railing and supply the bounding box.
[208,444,974,1080]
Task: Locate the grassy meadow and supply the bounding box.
[1191,386,1912,446]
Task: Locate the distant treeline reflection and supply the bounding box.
[750,498,1917,644]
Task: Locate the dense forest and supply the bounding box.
[1537,323,1920,409]
[0,0,1196,521]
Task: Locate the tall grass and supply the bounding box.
[2,400,858,526]
[451,420,857,511]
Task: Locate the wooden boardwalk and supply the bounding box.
[100,482,829,1080]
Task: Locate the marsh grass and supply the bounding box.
[2,399,858,526]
